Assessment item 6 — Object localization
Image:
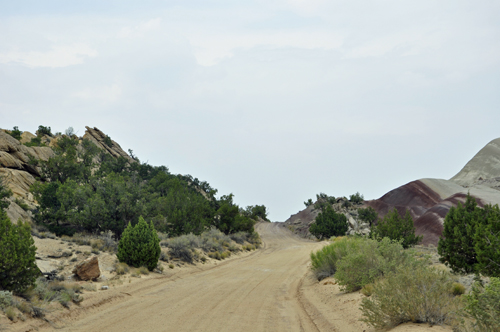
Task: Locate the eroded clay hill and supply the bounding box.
[286,137,500,245]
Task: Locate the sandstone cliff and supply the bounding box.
[0,127,133,223]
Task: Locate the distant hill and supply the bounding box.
[285,138,500,245]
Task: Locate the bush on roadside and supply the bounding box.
[459,277,500,332]
[117,216,161,271]
[0,210,39,293]
[360,264,459,329]
[310,236,362,280]
[164,236,196,263]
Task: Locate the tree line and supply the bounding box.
[29,135,269,238]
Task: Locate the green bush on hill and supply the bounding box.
[117,216,161,271]
[309,205,348,240]
[438,193,500,276]
[371,208,422,249]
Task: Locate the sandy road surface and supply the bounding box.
[36,223,326,332]
[22,223,450,332]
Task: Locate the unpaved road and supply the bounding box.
[41,223,325,332]
[23,222,450,332]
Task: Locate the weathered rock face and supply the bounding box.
[83,126,134,162]
[451,138,500,188]
[0,131,54,177]
[72,256,101,281]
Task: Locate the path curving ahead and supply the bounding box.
[45,223,326,332]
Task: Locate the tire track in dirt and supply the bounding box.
[24,223,328,332]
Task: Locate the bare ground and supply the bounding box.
[11,223,453,332]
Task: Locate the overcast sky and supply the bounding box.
[1,0,499,221]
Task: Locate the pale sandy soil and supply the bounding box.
[8,223,453,332]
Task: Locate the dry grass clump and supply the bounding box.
[451,282,466,296]
[0,277,87,321]
[138,266,149,275]
[360,264,460,329]
[114,262,130,275]
[159,228,258,263]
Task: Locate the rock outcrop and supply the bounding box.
[284,197,369,239]
[83,126,134,162]
[72,256,101,281]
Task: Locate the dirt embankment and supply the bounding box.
[11,223,452,332]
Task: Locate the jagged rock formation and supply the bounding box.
[285,137,500,246]
[83,126,134,162]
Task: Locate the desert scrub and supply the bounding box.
[360,264,459,329]
[335,237,426,292]
[459,277,500,332]
[138,266,149,275]
[164,236,196,263]
[114,262,130,275]
[310,236,365,281]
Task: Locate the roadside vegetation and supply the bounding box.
[1,126,268,325]
[310,192,500,331]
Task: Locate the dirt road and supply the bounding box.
[23,223,450,332]
[37,223,325,332]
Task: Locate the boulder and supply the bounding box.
[72,256,101,281]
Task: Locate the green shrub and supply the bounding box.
[309,205,348,240]
[357,207,378,226]
[117,217,161,271]
[360,265,459,329]
[459,277,500,331]
[371,208,422,249]
[0,211,39,293]
[310,237,361,280]
[8,126,22,140]
[349,192,364,204]
[24,136,46,147]
[36,125,52,137]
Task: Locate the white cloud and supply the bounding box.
[0,43,97,68]
[117,18,162,38]
[189,30,343,66]
[72,83,122,102]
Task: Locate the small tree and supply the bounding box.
[117,216,161,271]
[37,125,52,137]
[473,204,500,277]
[438,194,481,274]
[0,209,39,292]
[8,126,22,140]
[371,208,422,249]
[349,192,364,204]
[358,207,378,226]
[309,205,348,239]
